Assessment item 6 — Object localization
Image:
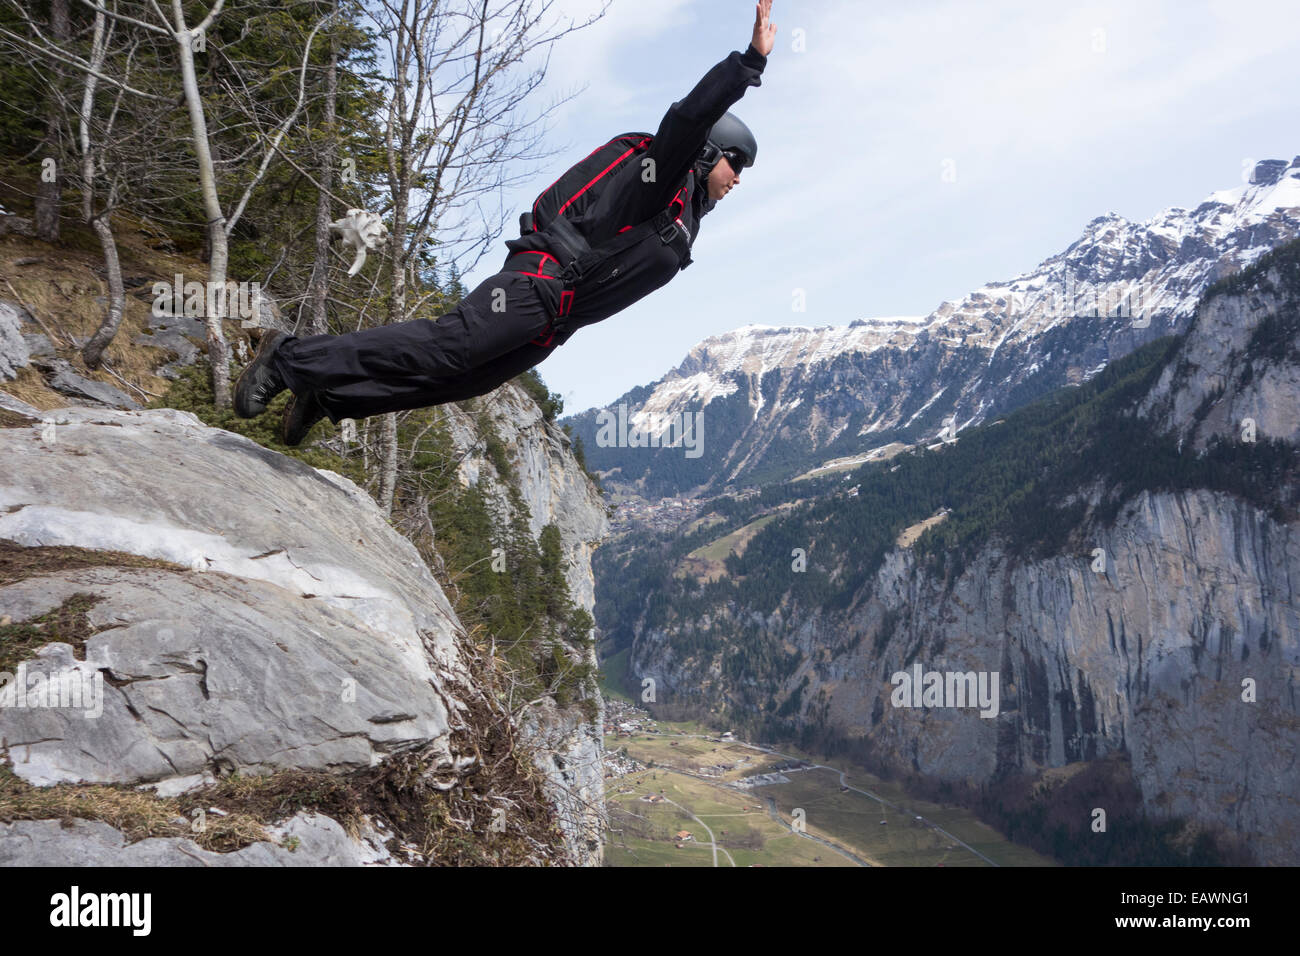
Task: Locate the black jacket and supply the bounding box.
[504,43,767,340]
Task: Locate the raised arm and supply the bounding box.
[624,1,776,224]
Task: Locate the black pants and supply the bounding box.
[270,269,565,423]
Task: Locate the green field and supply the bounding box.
[605,767,855,867]
[688,513,778,563]
[603,723,1057,868]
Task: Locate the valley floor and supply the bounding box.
[603,720,1055,867]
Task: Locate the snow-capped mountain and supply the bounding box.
[563,157,1300,498]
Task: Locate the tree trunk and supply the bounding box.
[82,214,125,368]
[300,1,337,338]
[76,3,124,369]
[376,127,410,517]
[176,23,232,408]
[378,412,398,514]
[361,415,371,477]
[34,0,69,243]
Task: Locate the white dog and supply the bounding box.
[329,208,389,277]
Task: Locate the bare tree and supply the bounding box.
[33,0,69,243]
[298,0,340,338]
[76,2,125,368]
[4,0,334,401]
[1,0,169,368]
[74,5,181,369]
[167,0,238,403]
[48,1,328,405]
[160,0,333,406]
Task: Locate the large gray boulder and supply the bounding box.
[0,568,455,786]
[0,400,476,863]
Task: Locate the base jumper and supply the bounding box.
[235,1,778,446]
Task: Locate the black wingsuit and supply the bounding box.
[271,43,768,424]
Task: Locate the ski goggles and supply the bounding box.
[721,149,749,174]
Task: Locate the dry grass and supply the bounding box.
[0,591,107,671]
[0,538,191,587]
[0,764,276,854]
[0,205,260,411]
[895,509,949,549]
[0,366,67,411]
[0,405,38,427]
[0,715,567,863]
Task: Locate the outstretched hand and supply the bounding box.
[751,0,776,57]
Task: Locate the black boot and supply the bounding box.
[234,330,290,418]
[282,390,328,447]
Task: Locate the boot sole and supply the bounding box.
[234,331,288,418]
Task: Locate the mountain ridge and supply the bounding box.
[564,156,1300,498]
[605,236,1300,864]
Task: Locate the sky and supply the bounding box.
[452,0,1300,415]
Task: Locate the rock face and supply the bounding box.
[0,814,397,867]
[822,489,1299,864]
[1252,159,1292,186]
[0,273,285,398]
[445,387,608,612]
[627,244,1300,864]
[0,565,458,788]
[0,290,189,401]
[440,384,610,866]
[566,157,1300,496]
[31,358,141,409]
[1139,260,1300,450]
[0,214,35,239]
[0,302,31,381]
[0,392,593,864]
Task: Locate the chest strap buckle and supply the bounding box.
[659,219,687,245]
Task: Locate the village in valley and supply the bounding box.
[605,492,703,537]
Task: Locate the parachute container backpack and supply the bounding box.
[518,132,695,285]
[507,131,699,347]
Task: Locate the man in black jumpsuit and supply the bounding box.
[236,1,777,445]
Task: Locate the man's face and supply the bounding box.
[707,155,741,201]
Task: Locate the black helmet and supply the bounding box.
[700,111,757,174]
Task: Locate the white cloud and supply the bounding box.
[528,0,699,116]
